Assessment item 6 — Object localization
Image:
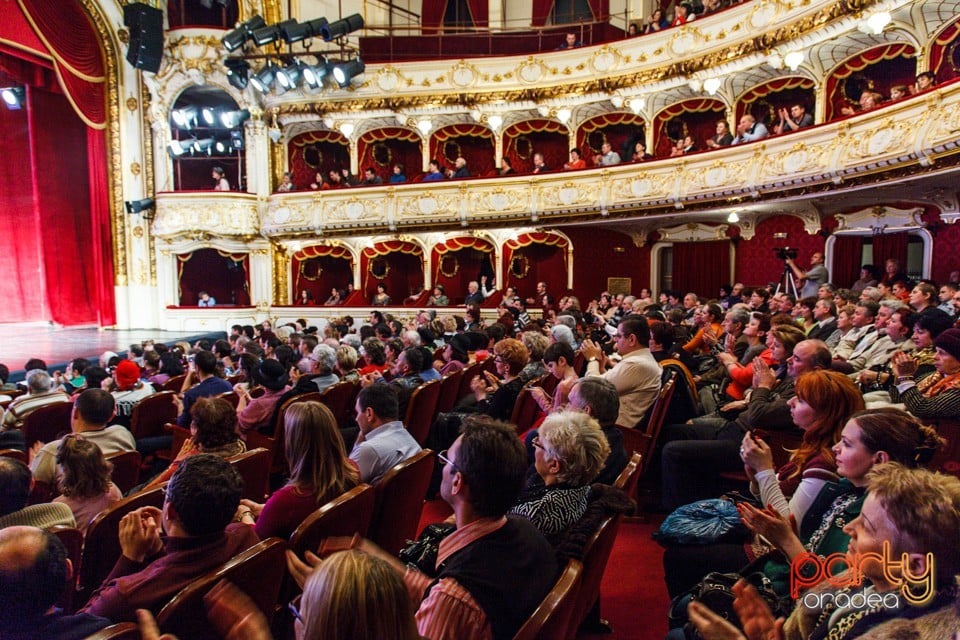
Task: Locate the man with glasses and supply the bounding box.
[82,454,258,623]
[30,389,135,486]
[580,315,662,429]
[288,417,557,640]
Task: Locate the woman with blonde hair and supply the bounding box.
[470,338,529,421]
[295,549,418,640]
[238,401,359,538]
[53,435,122,534]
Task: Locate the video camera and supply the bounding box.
[774,247,798,261]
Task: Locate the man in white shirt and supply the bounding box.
[580,315,662,428]
[350,384,421,484]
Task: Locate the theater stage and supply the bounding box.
[0,323,225,382]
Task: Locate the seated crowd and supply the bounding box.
[1,253,960,639]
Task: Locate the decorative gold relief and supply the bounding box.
[118,28,129,44]
[610,173,672,201]
[323,197,381,224]
[132,226,144,238]
[126,96,138,112]
[467,188,527,216]
[763,142,825,178]
[517,57,546,84]
[130,162,141,176]
[844,119,910,160]
[449,62,480,88]
[538,182,599,209]
[590,47,621,73]
[397,193,459,220]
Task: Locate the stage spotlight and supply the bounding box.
[201,106,216,125]
[302,59,329,88]
[125,198,155,214]
[252,19,296,47]
[167,139,191,157]
[1,87,25,110]
[192,138,214,154]
[220,108,250,129]
[276,61,303,91]
[214,140,228,153]
[222,15,266,52]
[224,58,250,90]
[281,17,328,44]
[171,106,197,129]
[332,58,365,87]
[320,14,364,41]
[250,62,279,93]
[230,130,245,150]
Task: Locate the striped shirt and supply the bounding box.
[404,516,507,640]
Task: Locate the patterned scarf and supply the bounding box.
[917,370,960,398]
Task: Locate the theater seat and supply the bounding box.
[513,558,583,640]
[368,449,435,556]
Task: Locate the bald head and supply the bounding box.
[0,526,70,627]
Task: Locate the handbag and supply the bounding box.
[397,522,457,577]
[668,571,786,638]
[653,498,750,547]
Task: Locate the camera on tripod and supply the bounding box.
[774,247,798,261]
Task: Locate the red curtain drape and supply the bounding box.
[422,0,489,33]
[672,240,731,299]
[360,242,424,301]
[824,44,917,120]
[290,245,353,303]
[870,232,909,276]
[652,99,725,156]
[357,128,422,182]
[503,232,569,296]
[831,235,864,290]
[532,0,554,26]
[931,19,960,83]
[288,131,349,189]
[431,237,495,304]
[430,124,495,177]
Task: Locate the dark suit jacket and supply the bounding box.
[808,318,838,342]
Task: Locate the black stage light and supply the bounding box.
[0,87,25,110]
[220,108,250,128]
[250,62,279,93]
[280,18,328,44]
[276,61,303,91]
[224,58,250,90]
[125,198,155,214]
[222,15,266,52]
[320,14,364,41]
[302,59,329,88]
[252,19,297,47]
[332,58,365,87]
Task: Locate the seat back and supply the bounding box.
[613,451,642,498]
[368,449,436,555]
[215,390,240,408]
[156,538,287,640]
[105,450,142,495]
[288,484,376,557]
[22,400,73,447]
[659,359,699,424]
[404,380,442,445]
[637,371,677,476]
[0,448,27,463]
[513,558,583,640]
[79,487,165,602]
[48,525,82,612]
[162,374,188,392]
[435,370,462,413]
[228,447,272,502]
[247,392,324,474]
[457,361,484,400]
[320,380,360,427]
[129,390,178,440]
[81,623,140,640]
[566,514,624,640]
[510,385,544,435]
[929,418,960,478]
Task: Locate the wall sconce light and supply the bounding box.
[727,212,740,223]
[783,51,804,71]
[703,77,723,95]
[416,118,433,135]
[555,108,571,124]
[487,114,503,131]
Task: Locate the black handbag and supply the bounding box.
[397,522,457,577]
[668,571,786,638]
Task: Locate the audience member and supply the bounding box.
[239,402,359,538]
[705,120,734,148]
[557,32,582,49]
[31,389,135,486]
[594,142,621,166]
[350,384,422,483]
[2,369,68,430]
[773,103,813,134]
[423,159,445,181]
[470,338,530,421]
[82,454,259,622]
[177,350,232,427]
[235,359,291,437]
[211,166,229,191]
[644,8,668,32]
[564,148,587,170]
[889,327,960,418]
[0,457,75,529]
[107,360,155,425]
[276,171,295,192]
[0,526,111,638]
[732,114,768,144]
[53,435,122,534]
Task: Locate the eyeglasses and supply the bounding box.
[438,449,459,473]
[288,600,303,623]
[532,435,545,450]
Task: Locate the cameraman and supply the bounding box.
[785,250,827,298]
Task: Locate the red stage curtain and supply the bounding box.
[831,235,864,289]
[357,128,423,181]
[431,237,495,304]
[430,124,495,176]
[532,0,553,26]
[291,246,353,303]
[177,249,249,306]
[288,131,349,189]
[672,240,731,299]
[0,89,43,321]
[503,120,569,173]
[870,232,909,276]
[503,232,569,297]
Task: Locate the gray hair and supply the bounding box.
[402,330,422,347]
[312,344,337,373]
[860,286,881,301]
[340,333,361,348]
[555,315,576,330]
[26,369,52,394]
[550,324,576,349]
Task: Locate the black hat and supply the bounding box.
[253,359,289,391]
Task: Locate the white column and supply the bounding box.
[245,117,270,197]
